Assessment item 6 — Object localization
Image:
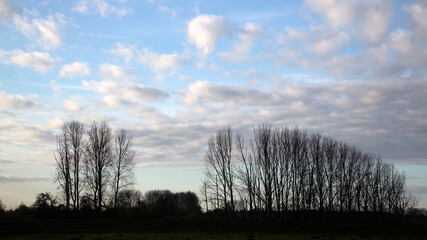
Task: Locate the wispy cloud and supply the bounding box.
[0,49,58,73]
[0,175,51,183]
[72,0,132,18]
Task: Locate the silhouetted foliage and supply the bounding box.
[115,189,142,209]
[0,198,5,217]
[142,190,201,217]
[33,192,57,209]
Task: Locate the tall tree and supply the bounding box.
[68,120,85,210]
[54,123,72,210]
[84,121,113,211]
[204,127,235,219]
[112,129,136,209]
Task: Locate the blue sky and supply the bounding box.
[0,0,426,209]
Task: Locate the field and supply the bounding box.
[1,219,426,240]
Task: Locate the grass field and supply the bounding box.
[1,219,426,240]
[3,233,426,240]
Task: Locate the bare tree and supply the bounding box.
[204,127,235,219]
[201,124,417,221]
[235,132,256,219]
[200,178,210,212]
[310,133,325,212]
[54,123,72,210]
[68,120,85,210]
[112,129,136,209]
[84,121,113,211]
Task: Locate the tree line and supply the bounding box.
[0,189,201,219]
[201,125,418,221]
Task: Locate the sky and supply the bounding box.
[0,0,426,209]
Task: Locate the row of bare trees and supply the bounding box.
[55,120,136,211]
[201,125,417,221]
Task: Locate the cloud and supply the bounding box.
[312,31,350,56]
[101,95,135,108]
[0,49,57,73]
[0,159,13,164]
[408,186,427,195]
[0,0,16,23]
[187,15,231,55]
[181,81,283,106]
[305,0,357,29]
[304,0,392,44]
[13,13,66,50]
[63,100,82,112]
[138,49,189,73]
[83,80,169,103]
[0,90,39,110]
[108,43,136,62]
[158,5,180,17]
[0,175,51,183]
[98,63,133,81]
[0,110,15,117]
[107,44,189,76]
[407,3,427,37]
[275,1,426,80]
[178,77,427,164]
[59,62,91,78]
[0,120,54,148]
[361,4,391,44]
[82,63,169,103]
[72,0,131,18]
[234,22,263,53]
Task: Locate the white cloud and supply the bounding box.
[0,90,39,110]
[305,0,357,29]
[102,95,134,108]
[98,63,132,81]
[389,29,412,56]
[312,31,349,56]
[108,43,136,62]
[108,44,188,76]
[50,80,62,94]
[13,13,65,50]
[0,49,57,73]
[361,6,391,44]
[0,0,16,23]
[181,81,283,106]
[83,79,169,103]
[187,15,231,55]
[305,0,392,45]
[234,23,263,53]
[408,3,427,37]
[178,77,427,164]
[82,63,169,103]
[72,0,131,18]
[59,62,91,78]
[0,119,54,148]
[158,5,179,17]
[138,49,189,73]
[0,175,51,183]
[63,100,82,112]
[286,27,307,39]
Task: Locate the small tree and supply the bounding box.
[33,192,57,209]
[0,198,5,215]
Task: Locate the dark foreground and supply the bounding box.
[1,218,426,240]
